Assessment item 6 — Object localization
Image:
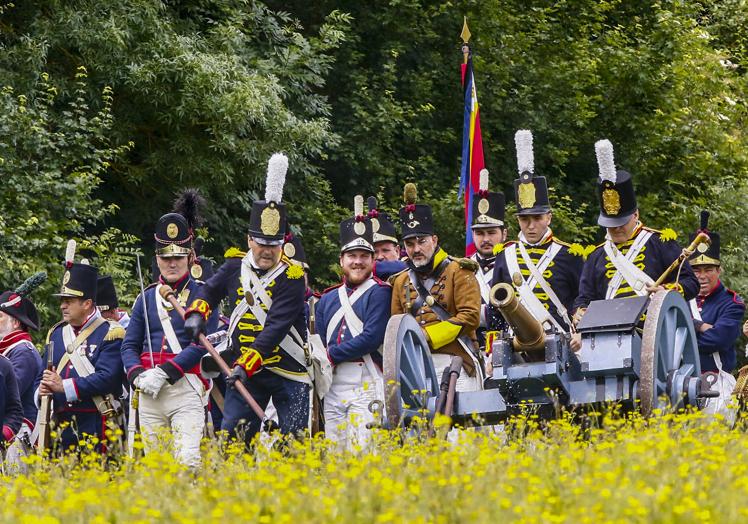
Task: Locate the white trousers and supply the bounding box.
[324,361,382,451]
[431,354,481,393]
[139,376,205,468]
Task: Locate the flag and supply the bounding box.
[459,46,485,257]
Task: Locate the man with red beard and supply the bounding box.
[316,196,391,449]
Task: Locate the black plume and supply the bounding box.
[699,210,710,231]
[173,188,205,230]
[367,196,378,216]
[15,272,47,296]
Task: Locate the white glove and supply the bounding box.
[138,368,169,399]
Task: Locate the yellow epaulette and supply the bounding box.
[104,322,126,342]
[285,263,305,280]
[643,226,677,241]
[492,242,506,255]
[567,243,586,257]
[554,238,572,248]
[45,320,66,345]
[584,244,598,259]
[456,257,479,272]
[224,247,246,259]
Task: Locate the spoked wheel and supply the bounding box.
[639,290,701,416]
[382,314,440,428]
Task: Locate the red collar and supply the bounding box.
[699,280,722,300]
[160,271,190,291]
[0,330,32,354]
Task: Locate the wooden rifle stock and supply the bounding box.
[37,341,55,454]
[158,286,269,423]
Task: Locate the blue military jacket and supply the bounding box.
[45,312,125,438]
[121,274,218,385]
[316,277,392,366]
[1,337,43,421]
[0,355,23,441]
[694,281,745,373]
[374,259,408,281]
[574,225,699,310]
[192,251,308,379]
[489,234,584,331]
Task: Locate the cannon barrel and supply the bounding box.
[489,282,546,352]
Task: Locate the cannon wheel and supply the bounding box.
[640,290,700,416]
[382,314,440,428]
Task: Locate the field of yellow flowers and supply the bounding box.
[1,410,746,524]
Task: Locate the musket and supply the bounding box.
[652,232,710,289]
[158,285,271,426]
[37,341,55,454]
[135,254,155,367]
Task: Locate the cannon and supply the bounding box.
[382,284,716,428]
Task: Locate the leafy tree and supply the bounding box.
[0,68,136,330]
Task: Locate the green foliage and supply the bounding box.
[0,68,136,330]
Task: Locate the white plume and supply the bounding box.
[65,239,76,265]
[354,195,364,217]
[515,130,534,175]
[264,153,288,203]
[595,139,617,183]
[479,169,489,192]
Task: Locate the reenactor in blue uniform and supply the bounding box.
[489,130,584,339]
[390,183,483,391]
[0,273,45,424]
[121,189,218,467]
[688,211,744,374]
[40,242,125,451]
[316,196,391,449]
[97,275,130,328]
[0,355,23,444]
[574,140,699,325]
[184,154,311,443]
[367,196,407,280]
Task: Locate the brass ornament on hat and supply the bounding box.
[284,242,296,258]
[63,271,71,285]
[371,218,380,233]
[697,242,709,253]
[478,198,490,215]
[166,223,179,239]
[191,264,203,279]
[518,182,536,209]
[260,206,281,236]
[354,221,366,235]
[602,188,621,215]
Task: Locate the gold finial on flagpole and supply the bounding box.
[461,17,471,63]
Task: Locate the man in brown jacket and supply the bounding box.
[390,183,483,391]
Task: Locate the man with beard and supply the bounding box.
[488,131,584,346]
[390,183,482,391]
[468,169,507,350]
[184,154,311,443]
[316,196,391,449]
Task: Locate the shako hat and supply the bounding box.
[689,210,720,267]
[96,275,119,311]
[340,195,374,253]
[472,168,505,228]
[0,272,46,330]
[283,230,309,269]
[399,183,434,239]
[367,196,398,245]
[154,188,205,257]
[594,139,638,227]
[54,240,98,300]
[513,130,551,216]
[190,237,214,280]
[248,153,289,245]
